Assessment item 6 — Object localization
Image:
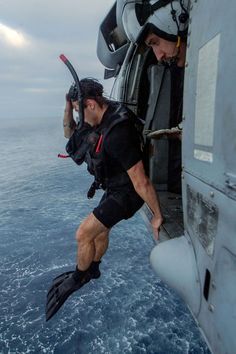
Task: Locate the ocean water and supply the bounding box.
[0,117,210,354]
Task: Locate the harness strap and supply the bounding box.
[95,134,103,153]
[58,154,70,158]
[135,0,172,26]
[152,0,172,12]
[93,105,130,154]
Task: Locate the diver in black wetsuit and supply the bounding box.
[45,78,163,321]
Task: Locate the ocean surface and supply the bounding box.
[0,117,211,354]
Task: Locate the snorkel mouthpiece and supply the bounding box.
[59,54,84,129]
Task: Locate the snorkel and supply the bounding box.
[59,54,84,129]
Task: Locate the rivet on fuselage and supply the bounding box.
[209,304,215,312]
[211,282,216,290]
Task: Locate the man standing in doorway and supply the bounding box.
[142,0,190,140]
[138,0,189,193]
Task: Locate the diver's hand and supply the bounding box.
[64,95,73,117]
[65,94,73,110]
[151,215,163,241]
[66,93,71,102]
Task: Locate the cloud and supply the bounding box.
[0,0,114,121]
[0,23,29,48]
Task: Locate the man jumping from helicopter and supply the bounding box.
[45,78,163,321]
[45,0,190,321]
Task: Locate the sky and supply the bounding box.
[0,0,114,121]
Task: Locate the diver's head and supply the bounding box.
[67,78,108,126]
[67,78,107,107]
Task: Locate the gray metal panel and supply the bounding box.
[181,1,236,353]
[111,43,136,100]
[97,30,129,70]
[183,0,236,200]
[209,247,236,354]
[182,168,236,354]
[96,1,129,70]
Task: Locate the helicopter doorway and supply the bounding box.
[129,47,184,239]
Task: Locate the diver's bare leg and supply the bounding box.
[94,231,109,261]
[75,213,109,271]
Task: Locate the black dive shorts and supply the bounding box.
[93,189,144,229]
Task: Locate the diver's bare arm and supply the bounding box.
[63,101,76,138]
[127,160,163,239]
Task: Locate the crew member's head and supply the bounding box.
[139,0,190,66]
[67,78,108,126]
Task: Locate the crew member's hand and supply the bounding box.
[151,215,163,241]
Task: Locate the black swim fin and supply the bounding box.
[88,260,101,279]
[45,270,91,321]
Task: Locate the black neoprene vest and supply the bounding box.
[66,102,143,197]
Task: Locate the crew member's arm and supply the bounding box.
[63,96,76,138]
[127,160,163,240]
